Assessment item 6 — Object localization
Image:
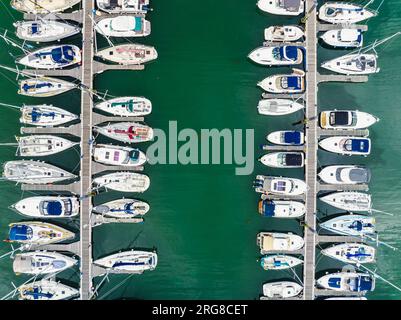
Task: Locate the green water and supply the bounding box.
[1,0,401,300]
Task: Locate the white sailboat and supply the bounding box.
[262,281,303,298]
[319,136,371,156]
[11,0,82,14]
[2,160,77,184]
[320,214,376,236]
[257,232,304,253]
[18,279,79,300]
[93,172,150,192]
[254,175,307,196]
[94,96,152,116]
[20,105,78,127]
[321,243,376,264]
[318,165,371,185]
[321,53,379,75]
[94,122,154,143]
[257,99,304,116]
[14,20,81,42]
[94,250,157,273]
[96,0,150,14]
[317,272,375,292]
[320,191,372,212]
[258,199,305,218]
[93,198,150,218]
[16,135,78,157]
[13,251,78,275]
[260,255,303,270]
[248,45,304,66]
[258,68,305,93]
[93,144,147,167]
[96,44,157,65]
[260,152,304,168]
[18,77,77,97]
[319,2,377,24]
[96,16,151,37]
[257,0,305,16]
[264,25,304,42]
[267,130,304,145]
[320,29,363,48]
[10,196,80,218]
[319,110,379,130]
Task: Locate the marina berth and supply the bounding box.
[248,45,304,66]
[257,98,304,116]
[18,77,77,97]
[320,29,363,48]
[318,165,371,185]
[260,254,303,270]
[96,0,150,14]
[321,54,379,75]
[18,279,79,300]
[317,272,375,292]
[319,136,371,156]
[6,221,75,245]
[93,144,147,167]
[94,122,154,143]
[13,251,78,275]
[267,130,304,145]
[319,191,372,212]
[16,135,78,157]
[262,281,303,298]
[264,25,304,42]
[11,0,82,14]
[319,110,379,130]
[14,20,81,43]
[94,250,158,273]
[96,44,158,65]
[258,199,305,218]
[318,2,377,24]
[93,172,150,192]
[94,96,152,117]
[260,152,304,168]
[96,16,151,37]
[20,105,78,127]
[257,0,305,16]
[254,175,307,196]
[257,232,304,253]
[10,196,80,218]
[258,68,305,93]
[17,45,82,69]
[321,243,376,264]
[319,214,376,236]
[93,198,150,218]
[2,160,77,184]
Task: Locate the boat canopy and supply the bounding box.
[341,168,371,183]
[41,201,63,216]
[33,46,75,64]
[29,23,40,35]
[261,200,275,217]
[9,225,32,241]
[22,82,53,92]
[284,153,302,166]
[330,111,354,126]
[326,6,363,17]
[24,287,53,299]
[345,139,370,153]
[279,0,301,12]
[30,108,56,122]
[282,76,301,90]
[284,131,302,144]
[351,276,373,292]
[345,248,372,260]
[273,46,298,61]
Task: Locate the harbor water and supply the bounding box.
[1,0,401,299]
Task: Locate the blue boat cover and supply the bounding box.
[280,46,298,61]
[346,248,371,259]
[129,149,140,161]
[284,131,301,145]
[287,76,301,90]
[285,153,302,166]
[328,277,341,288]
[31,23,39,34]
[24,287,53,300]
[9,224,32,241]
[262,200,275,217]
[349,220,363,231]
[45,201,63,216]
[351,139,369,153]
[35,46,75,64]
[357,276,373,291]
[30,108,56,122]
[112,260,148,268]
[22,82,52,92]
[134,17,142,32]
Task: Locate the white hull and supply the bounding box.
[18,279,78,300]
[320,29,363,48]
[96,44,157,65]
[11,0,82,13]
[93,144,147,167]
[260,152,304,168]
[94,96,152,116]
[248,46,303,66]
[320,191,371,212]
[93,172,150,192]
[260,255,303,270]
[18,77,77,97]
[257,232,304,253]
[94,250,157,273]
[17,135,77,157]
[321,54,378,75]
[94,122,154,143]
[318,165,371,185]
[3,160,76,184]
[320,214,376,236]
[15,20,80,42]
[264,25,304,42]
[96,16,151,37]
[321,243,375,264]
[258,199,305,218]
[319,3,376,24]
[254,175,307,195]
[8,221,75,245]
[320,110,379,130]
[20,105,78,127]
[258,99,304,116]
[258,68,305,93]
[18,45,81,69]
[257,0,305,16]
[13,251,77,275]
[263,282,303,298]
[96,0,150,14]
[267,131,304,145]
[11,196,80,218]
[319,136,371,156]
[93,198,150,218]
[317,272,375,292]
